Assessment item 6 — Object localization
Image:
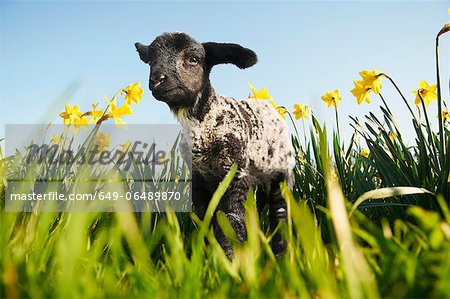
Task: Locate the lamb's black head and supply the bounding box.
[135,32,257,110]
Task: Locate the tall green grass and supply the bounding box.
[1,123,449,298]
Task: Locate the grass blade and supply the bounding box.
[350,186,434,216]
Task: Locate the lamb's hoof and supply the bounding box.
[225,248,234,261]
[271,234,286,258]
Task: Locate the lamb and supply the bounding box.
[135,32,295,259]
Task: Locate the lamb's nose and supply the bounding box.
[150,73,167,89]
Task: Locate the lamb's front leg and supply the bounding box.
[213,178,250,260]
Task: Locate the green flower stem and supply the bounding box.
[286,110,308,168]
[335,107,341,140]
[286,110,301,144]
[97,89,123,125]
[436,34,445,166]
[73,89,122,164]
[379,93,404,141]
[418,92,440,169]
[302,118,307,147]
[378,93,392,115]
[385,75,416,118]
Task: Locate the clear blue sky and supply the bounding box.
[1,1,449,144]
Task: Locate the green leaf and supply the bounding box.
[199,164,237,235]
[350,187,434,216]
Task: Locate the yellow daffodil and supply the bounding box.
[361,148,370,158]
[74,115,88,126]
[247,83,285,119]
[437,110,450,122]
[276,106,287,119]
[248,82,272,100]
[444,110,450,122]
[359,70,383,94]
[106,96,133,125]
[120,140,132,152]
[298,155,306,165]
[293,103,310,119]
[123,82,144,104]
[375,177,383,186]
[351,80,372,104]
[321,90,342,108]
[267,101,286,119]
[95,131,110,152]
[157,154,170,164]
[51,134,64,145]
[89,103,104,124]
[275,106,287,119]
[59,104,83,125]
[389,131,398,142]
[413,80,437,108]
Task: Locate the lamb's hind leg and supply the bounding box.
[268,175,287,257]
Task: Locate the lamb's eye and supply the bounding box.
[188,57,199,66]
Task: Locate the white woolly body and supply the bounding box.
[177,94,295,187]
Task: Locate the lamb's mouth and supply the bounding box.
[151,88,179,102]
[152,87,196,108]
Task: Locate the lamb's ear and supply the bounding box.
[202,42,257,71]
[135,42,151,63]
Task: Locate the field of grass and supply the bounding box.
[1,24,449,298]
